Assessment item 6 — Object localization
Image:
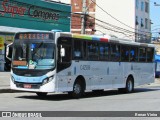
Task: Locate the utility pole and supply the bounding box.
[81,0,87,34]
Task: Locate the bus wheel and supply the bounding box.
[70,80,84,98]
[118,77,134,93]
[36,92,47,98]
[125,77,134,93]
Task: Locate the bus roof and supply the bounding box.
[14,31,154,48]
[60,32,155,48]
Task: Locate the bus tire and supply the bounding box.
[70,80,84,99]
[118,77,134,93]
[125,77,134,93]
[36,92,47,98]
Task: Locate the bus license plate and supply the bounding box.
[24,84,32,88]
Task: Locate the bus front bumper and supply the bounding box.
[10,79,56,93]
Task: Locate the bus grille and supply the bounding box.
[15,82,41,89]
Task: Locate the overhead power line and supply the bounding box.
[72,13,151,38]
[90,0,136,30]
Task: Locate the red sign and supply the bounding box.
[0,0,59,21]
[0,0,26,17]
[0,0,71,31]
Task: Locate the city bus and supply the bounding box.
[155,54,160,78]
[10,31,155,98]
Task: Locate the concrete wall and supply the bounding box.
[95,0,150,42]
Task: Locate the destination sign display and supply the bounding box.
[16,33,53,40]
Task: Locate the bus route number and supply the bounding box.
[80,65,90,70]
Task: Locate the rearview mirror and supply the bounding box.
[60,47,65,57]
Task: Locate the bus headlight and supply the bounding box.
[42,76,54,85]
[11,76,15,83]
[43,78,48,85]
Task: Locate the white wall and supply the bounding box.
[95,0,150,42]
[52,0,70,4]
[95,0,135,40]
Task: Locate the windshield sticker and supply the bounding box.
[13,60,27,66]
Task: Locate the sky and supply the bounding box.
[150,0,160,37]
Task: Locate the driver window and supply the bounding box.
[57,37,72,72]
[57,37,72,63]
[74,40,82,59]
[62,45,71,62]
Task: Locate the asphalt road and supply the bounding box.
[1,87,160,111]
[0,73,160,120]
[0,83,160,119]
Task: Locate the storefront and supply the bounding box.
[0,32,14,71]
[0,0,71,71]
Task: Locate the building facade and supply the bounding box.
[71,0,96,34]
[68,0,151,42]
[95,0,151,42]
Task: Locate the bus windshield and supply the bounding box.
[12,41,55,70]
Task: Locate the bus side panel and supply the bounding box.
[56,61,114,92]
[139,63,155,85]
[123,63,140,87]
[109,62,124,89]
[72,61,114,90]
[123,62,155,86]
[56,68,74,92]
[56,61,155,92]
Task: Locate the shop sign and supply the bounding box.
[0,0,71,31]
[0,0,59,22]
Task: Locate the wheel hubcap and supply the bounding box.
[127,80,132,92]
[74,84,81,94]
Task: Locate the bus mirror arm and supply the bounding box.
[60,47,65,57]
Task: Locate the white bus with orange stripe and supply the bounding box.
[10,31,155,98]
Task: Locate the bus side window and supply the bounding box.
[99,43,109,60]
[83,41,87,59]
[139,47,146,62]
[87,42,99,60]
[121,45,130,62]
[110,44,120,61]
[130,47,138,62]
[146,48,154,62]
[73,39,82,59]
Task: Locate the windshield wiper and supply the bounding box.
[32,42,44,58]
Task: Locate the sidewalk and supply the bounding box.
[0,71,160,93]
[150,78,160,86]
